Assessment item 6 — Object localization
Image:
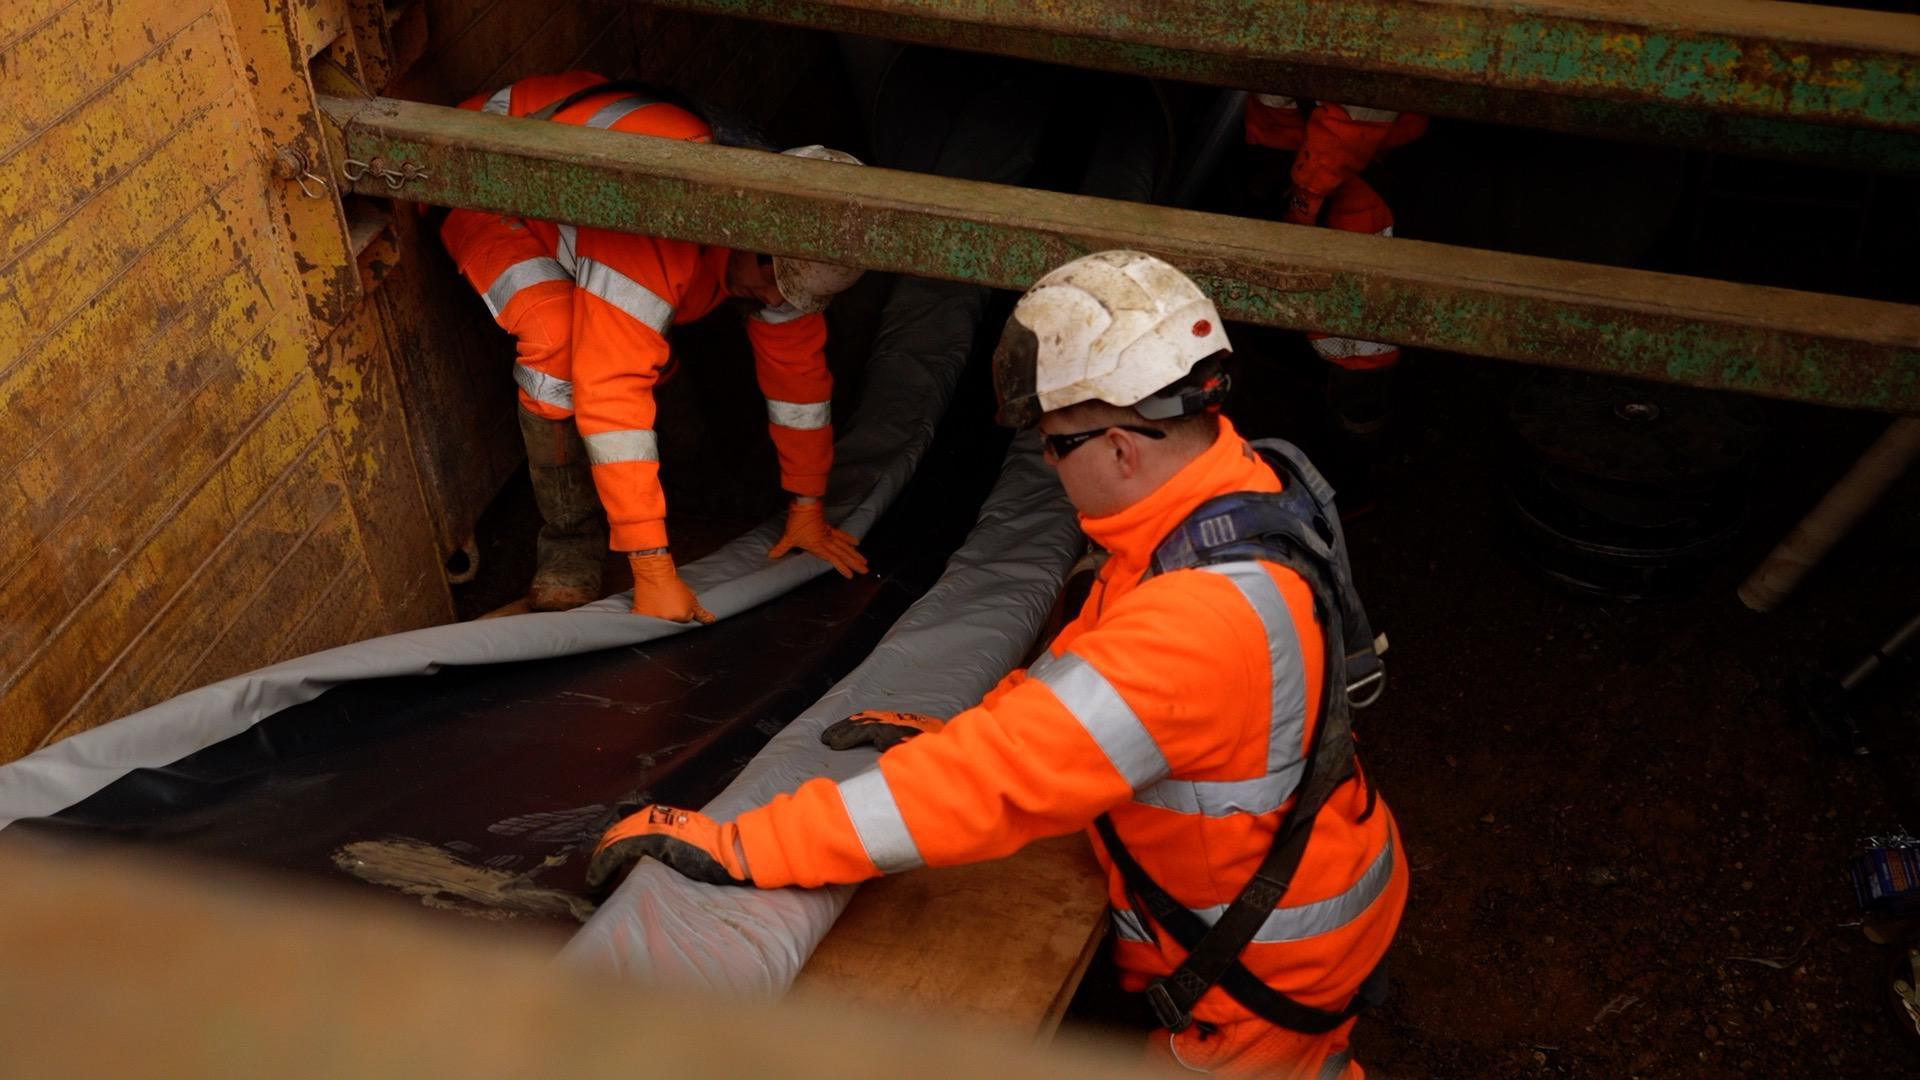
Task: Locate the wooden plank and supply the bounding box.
[0,364,328,758]
[0,844,1161,1080]
[49,448,352,740]
[425,0,569,102]
[793,834,1111,1038]
[0,90,253,375]
[0,12,232,266]
[0,0,202,156]
[329,95,1920,413]
[315,293,454,633]
[0,182,280,570]
[481,1,622,94]
[162,502,364,701]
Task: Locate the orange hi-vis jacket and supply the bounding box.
[440,72,834,552]
[1245,96,1426,372]
[733,419,1407,1033]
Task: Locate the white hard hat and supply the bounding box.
[992,250,1231,428]
[771,145,867,314]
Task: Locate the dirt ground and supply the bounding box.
[1277,355,1920,1078]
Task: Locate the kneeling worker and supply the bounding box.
[589,251,1407,1077]
[443,72,869,620]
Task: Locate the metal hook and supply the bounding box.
[342,158,370,181]
[295,169,329,199]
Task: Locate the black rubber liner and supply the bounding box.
[15,362,1013,926]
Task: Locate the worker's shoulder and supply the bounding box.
[1128,558,1318,636]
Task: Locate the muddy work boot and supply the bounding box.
[518,407,608,610]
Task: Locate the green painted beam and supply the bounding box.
[639,0,1920,173]
[324,96,1920,413]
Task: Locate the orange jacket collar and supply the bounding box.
[1078,417,1281,577]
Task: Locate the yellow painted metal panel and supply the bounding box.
[0,358,330,757]
[0,12,233,266]
[164,506,364,699]
[267,554,377,671]
[0,91,256,375]
[0,0,80,48]
[0,182,282,563]
[52,462,354,739]
[0,0,202,155]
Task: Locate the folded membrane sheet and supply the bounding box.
[561,429,1079,995]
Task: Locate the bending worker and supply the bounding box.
[589,251,1407,1078]
[442,71,868,621]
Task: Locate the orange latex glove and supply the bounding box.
[587,805,750,890]
[627,551,716,624]
[819,710,947,752]
[768,498,868,578]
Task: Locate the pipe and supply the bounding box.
[1738,417,1920,612]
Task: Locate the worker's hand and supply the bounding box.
[588,805,750,891]
[1282,187,1326,227]
[769,498,868,578]
[627,552,717,624]
[820,710,946,752]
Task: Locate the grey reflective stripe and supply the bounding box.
[751,303,808,325]
[582,429,659,466]
[838,768,925,873]
[1185,832,1395,944]
[1338,104,1399,124]
[554,223,579,276]
[1311,337,1399,360]
[1029,651,1168,790]
[513,364,574,412]
[1254,93,1298,109]
[481,257,571,318]
[765,399,831,431]
[1319,1048,1354,1080]
[1200,563,1308,777]
[481,86,514,116]
[1134,764,1305,817]
[576,258,674,334]
[583,94,659,130]
[1111,907,1153,943]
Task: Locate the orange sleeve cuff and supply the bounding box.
[733,778,884,889]
[608,518,668,553]
[770,424,833,497]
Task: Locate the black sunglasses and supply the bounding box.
[1042,424,1167,461]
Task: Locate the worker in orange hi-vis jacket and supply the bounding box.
[441,72,868,621]
[591,251,1408,1079]
[1246,95,1426,455]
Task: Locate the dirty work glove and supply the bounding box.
[820,710,947,752]
[1281,186,1327,227]
[588,805,750,890]
[769,498,868,578]
[627,551,716,624]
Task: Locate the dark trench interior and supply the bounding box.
[17,36,1920,1079]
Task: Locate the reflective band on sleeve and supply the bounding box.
[555,223,579,276]
[765,399,831,431]
[1338,104,1399,123]
[751,303,808,325]
[1200,563,1308,776]
[576,258,674,334]
[583,95,661,130]
[1028,651,1169,790]
[1111,907,1154,943]
[1310,337,1399,360]
[582,429,659,466]
[513,364,574,413]
[482,86,514,116]
[837,768,925,873]
[482,257,572,318]
[1134,764,1305,818]
[1254,94,1298,109]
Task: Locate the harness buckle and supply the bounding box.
[1145,980,1193,1033]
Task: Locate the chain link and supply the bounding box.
[343,157,431,190]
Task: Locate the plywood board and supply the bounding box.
[792,833,1112,1039]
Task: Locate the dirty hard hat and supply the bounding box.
[992,250,1232,428]
[770,145,867,314]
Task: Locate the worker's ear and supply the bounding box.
[1107,428,1142,479]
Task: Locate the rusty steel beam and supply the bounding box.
[323,96,1920,413]
[638,0,1920,173]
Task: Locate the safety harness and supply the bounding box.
[1095,437,1387,1035]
